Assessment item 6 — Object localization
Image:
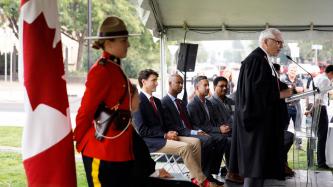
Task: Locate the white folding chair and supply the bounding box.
[150,152,189,178]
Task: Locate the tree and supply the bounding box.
[59,0,160,75]
[0,0,19,38]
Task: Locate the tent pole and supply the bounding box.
[10,51,13,82]
[5,52,7,82]
[87,0,92,70]
[160,33,167,97]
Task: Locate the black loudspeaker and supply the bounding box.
[177,43,198,72]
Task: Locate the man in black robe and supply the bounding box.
[230,28,292,187]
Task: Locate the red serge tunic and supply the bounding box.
[74,51,134,162]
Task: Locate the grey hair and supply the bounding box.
[258,28,282,47]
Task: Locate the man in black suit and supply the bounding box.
[133,69,222,187]
[230,28,292,187]
[161,74,225,185]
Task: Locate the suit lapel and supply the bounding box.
[194,96,209,121]
[166,95,184,127]
[140,92,159,118]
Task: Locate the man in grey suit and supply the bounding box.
[209,76,243,184]
[161,74,225,185]
[187,76,231,176]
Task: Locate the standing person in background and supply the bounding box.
[305,65,333,169]
[74,16,140,186]
[222,68,235,95]
[281,64,304,150]
[230,28,291,187]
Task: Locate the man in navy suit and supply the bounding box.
[161,74,225,185]
[133,69,222,187]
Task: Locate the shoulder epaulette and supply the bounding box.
[98,58,109,65]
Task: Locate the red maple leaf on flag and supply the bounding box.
[23,13,68,115]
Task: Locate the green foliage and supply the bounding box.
[0,127,22,147]
[0,0,19,38]
[296,40,333,63]
[59,0,160,73]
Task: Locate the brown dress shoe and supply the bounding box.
[225,172,244,184]
[284,165,295,177]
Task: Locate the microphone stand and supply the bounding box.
[286,55,319,185]
[286,55,319,93]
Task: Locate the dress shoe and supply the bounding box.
[318,164,330,169]
[191,178,224,187]
[225,172,244,184]
[191,178,200,186]
[207,175,224,186]
[220,166,228,176]
[284,165,295,177]
[202,179,224,187]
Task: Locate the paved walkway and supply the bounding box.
[0,81,85,127]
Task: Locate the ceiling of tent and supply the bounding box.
[134,0,333,41]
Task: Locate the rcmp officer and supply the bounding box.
[73,16,140,186]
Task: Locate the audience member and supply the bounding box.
[133,69,223,187]
[161,74,225,185]
[273,63,295,177]
[306,65,333,169]
[187,76,230,178]
[281,64,304,150]
[209,76,243,184]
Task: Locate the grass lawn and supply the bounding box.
[0,152,88,186]
[0,126,22,147]
[0,127,87,186]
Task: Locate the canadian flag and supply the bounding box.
[19,0,77,186]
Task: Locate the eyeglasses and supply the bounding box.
[268,38,284,47]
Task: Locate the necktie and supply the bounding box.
[149,96,158,114]
[175,99,193,129]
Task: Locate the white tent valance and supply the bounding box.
[133,0,333,41]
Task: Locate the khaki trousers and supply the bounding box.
[156,136,206,183]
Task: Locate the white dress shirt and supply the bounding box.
[313,73,332,106]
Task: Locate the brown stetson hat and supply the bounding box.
[85,16,140,40]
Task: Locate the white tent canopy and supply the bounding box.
[134,0,333,41]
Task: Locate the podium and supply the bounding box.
[286,86,333,168]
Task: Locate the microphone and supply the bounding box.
[286,55,318,92]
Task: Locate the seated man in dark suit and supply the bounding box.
[133,69,222,187]
[187,76,230,176]
[161,74,225,185]
[273,63,295,177]
[130,86,198,187]
[208,76,243,184]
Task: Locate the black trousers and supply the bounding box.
[244,177,264,187]
[317,106,328,167]
[82,155,197,187]
[284,131,294,163]
[207,133,229,174]
[82,155,136,187]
